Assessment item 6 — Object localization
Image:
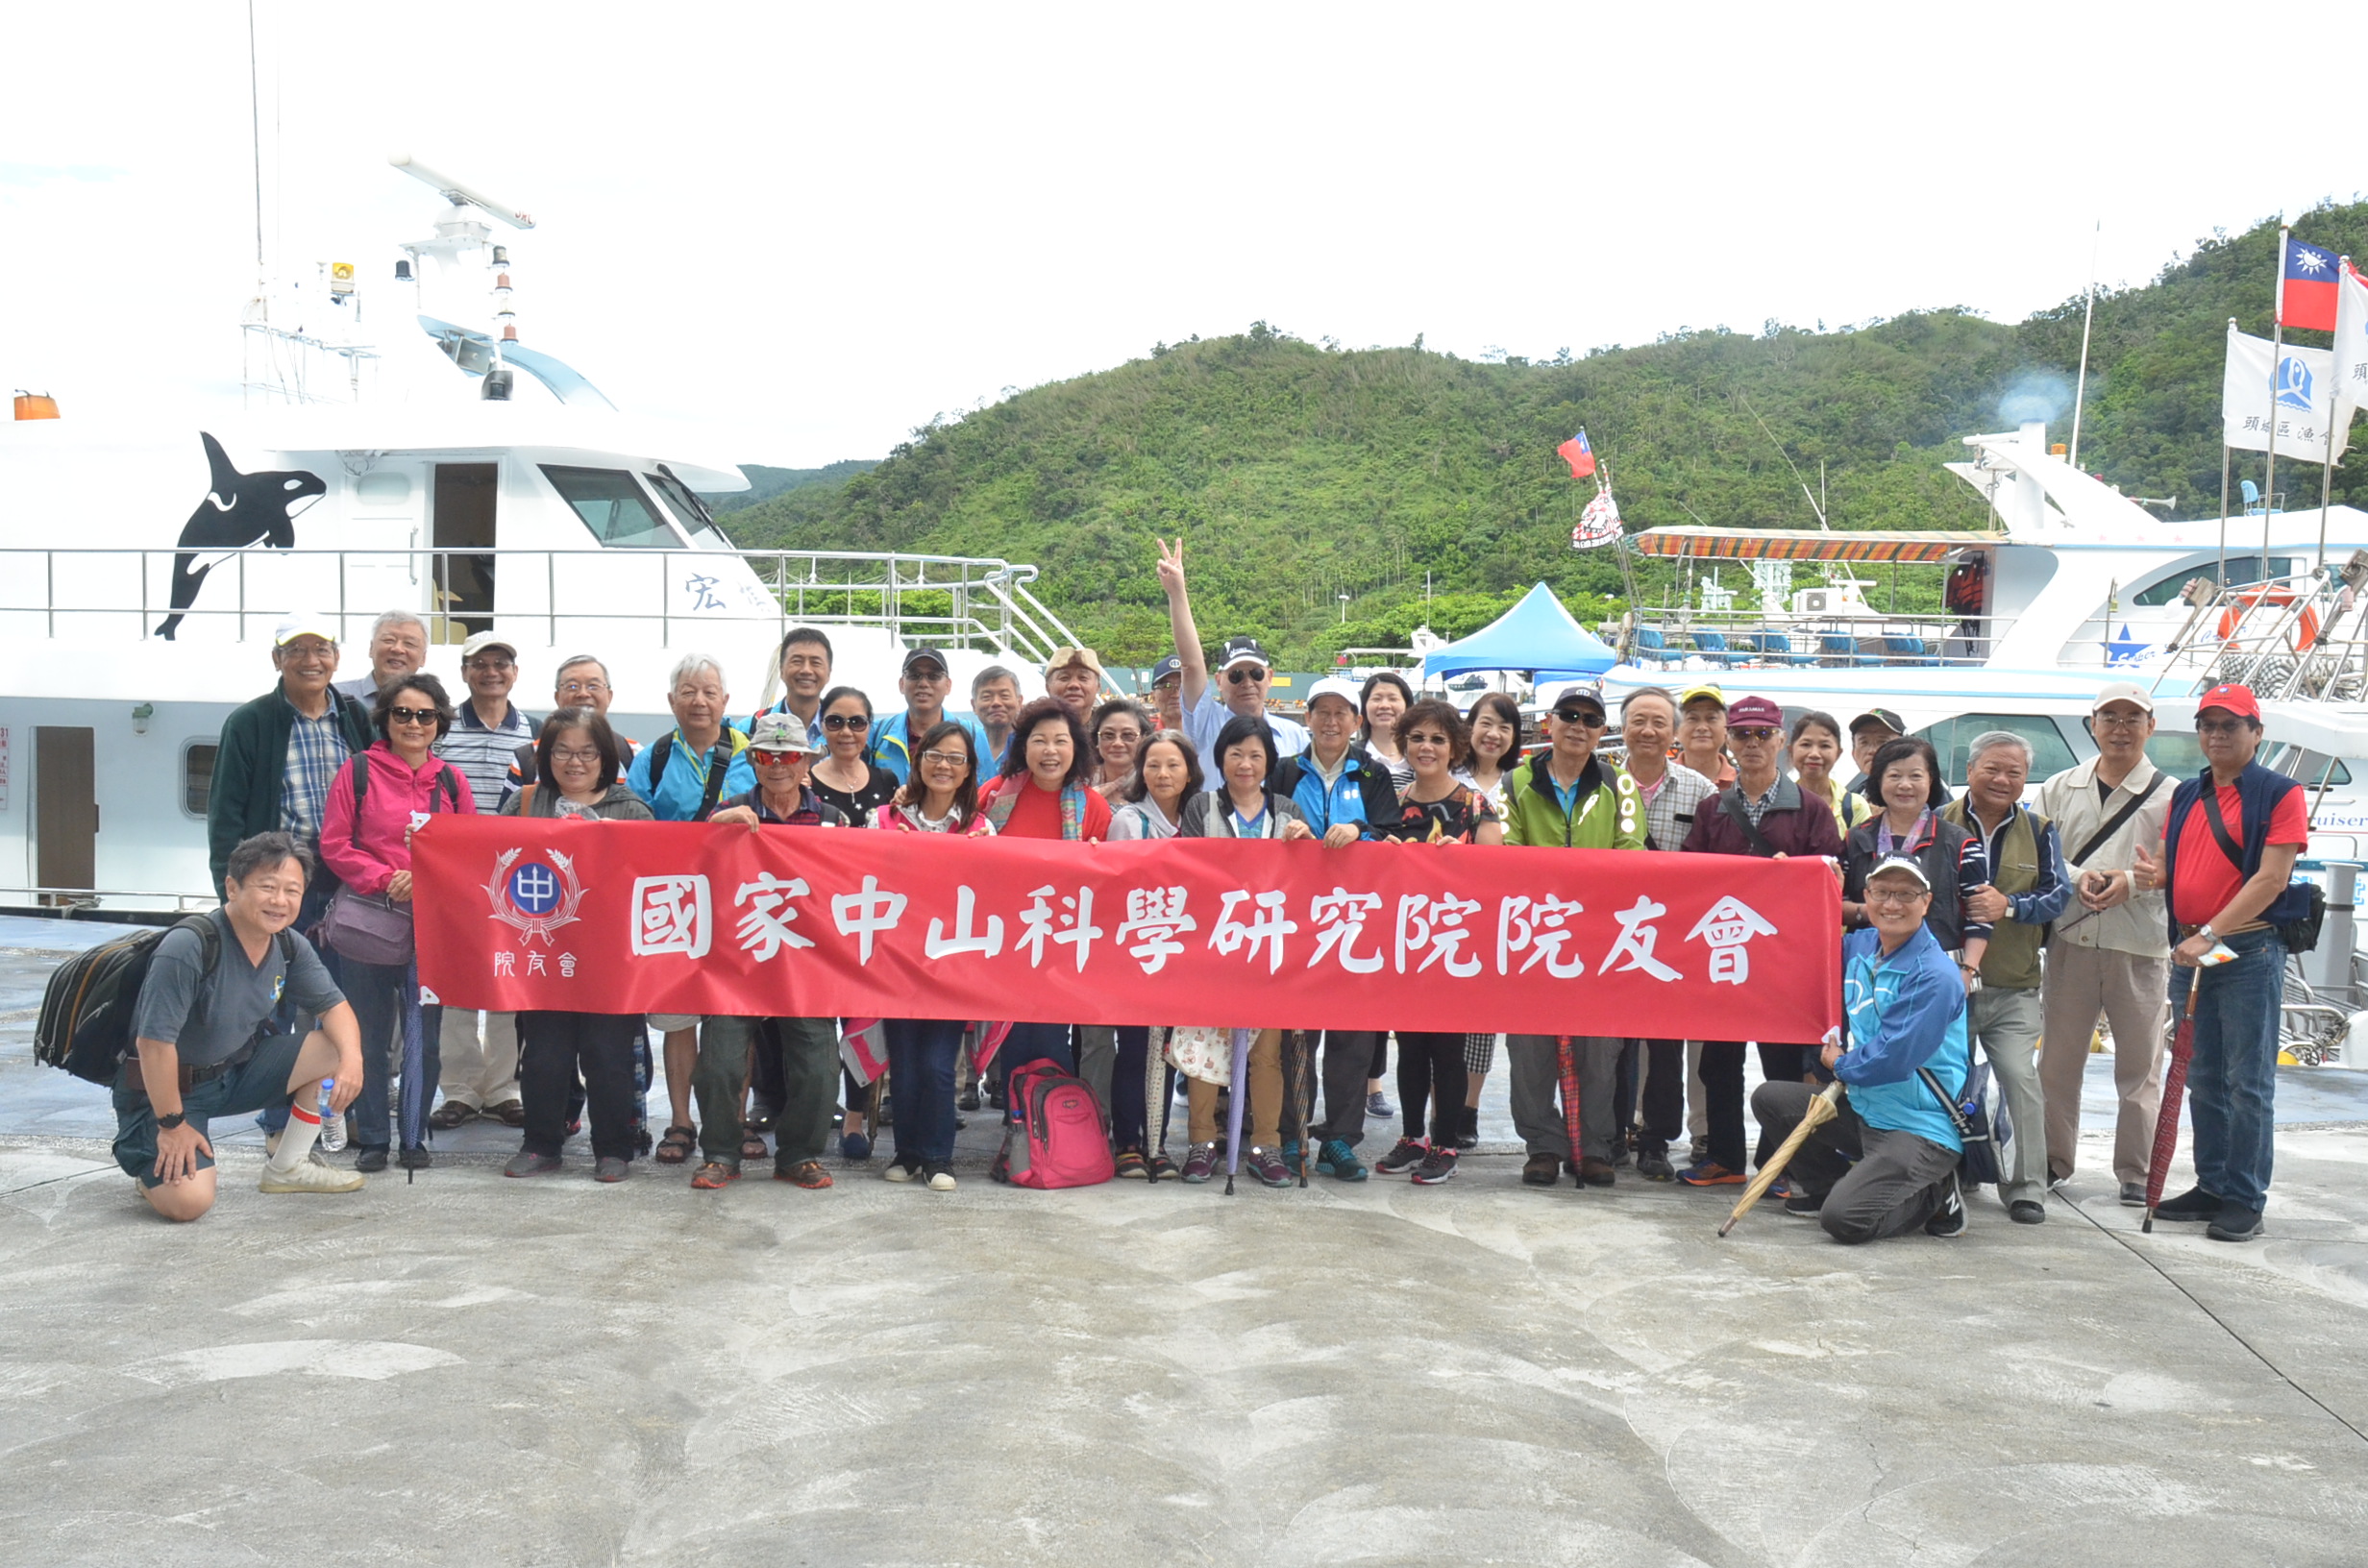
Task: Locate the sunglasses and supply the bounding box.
[1550,709,1607,728]
[750,748,807,766]
[1732,727,1783,742]
[387,706,438,726]
[1225,667,1267,685]
[821,714,869,731]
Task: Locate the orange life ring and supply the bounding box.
[2216,588,2319,650]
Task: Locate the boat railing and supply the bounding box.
[1619,607,1991,671]
[0,544,1100,672]
[2146,553,2368,704]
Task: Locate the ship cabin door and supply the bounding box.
[34,726,96,901]
[432,462,499,644]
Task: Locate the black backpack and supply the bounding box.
[646,732,734,822]
[35,918,295,1085]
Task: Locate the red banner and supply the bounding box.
[411,817,1841,1041]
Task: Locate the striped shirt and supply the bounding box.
[279,700,353,845]
[1633,763,1716,854]
[436,701,538,813]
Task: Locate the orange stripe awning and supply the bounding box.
[1630,527,2001,564]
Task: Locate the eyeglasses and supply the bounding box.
[556,679,609,697]
[822,714,869,731]
[919,749,969,768]
[904,666,949,681]
[1550,710,1607,728]
[2092,712,2146,730]
[551,746,603,765]
[387,706,438,726]
[1864,887,1930,907]
[1225,667,1267,685]
[1731,727,1782,742]
[464,657,514,673]
[2196,719,2249,738]
[750,748,806,766]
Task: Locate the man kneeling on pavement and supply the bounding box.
[113,831,368,1221]
[1753,855,1973,1242]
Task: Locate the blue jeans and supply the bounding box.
[2170,926,2284,1211]
[1111,1025,1176,1154]
[884,1018,964,1167]
[343,958,443,1152]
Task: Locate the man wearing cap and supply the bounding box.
[2131,683,2310,1243]
[1270,674,1403,1181]
[1154,538,1308,782]
[1847,708,1906,798]
[1147,654,1184,732]
[1680,694,1848,1187]
[1753,855,1973,1242]
[1501,684,1646,1188]
[1677,685,1736,788]
[2035,682,2172,1207]
[207,616,376,902]
[1044,647,1105,722]
[867,646,992,786]
[1618,686,1718,1181]
[970,665,1024,773]
[333,609,429,703]
[1942,730,2071,1224]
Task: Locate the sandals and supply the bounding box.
[740,1133,770,1163]
[484,1100,528,1128]
[654,1124,698,1164]
[690,1162,739,1189]
[429,1101,477,1131]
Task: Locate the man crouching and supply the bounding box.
[1753,855,1972,1242]
[114,832,366,1220]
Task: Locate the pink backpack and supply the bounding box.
[992,1060,1115,1189]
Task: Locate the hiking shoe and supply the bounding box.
[258,1159,365,1194]
[1245,1146,1291,1188]
[1180,1142,1220,1184]
[690,1162,739,1189]
[2009,1199,2046,1225]
[355,1147,389,1174]
[594,1157,629,1184]
[1677,1160,1744,1187]
[485,1099,527,1128]
[1115,1150,1148,1180]
[504,1151,563,1178]
[1521,1152,1561,1187]
[2119,1182,2148,1208]
[2153,1185,2220,1222]
[884,1157,920,1183]
[1367,1091,1395,1118]
[1375,1137,1428,1176]
[1783,1188,1825,1215]
[777,1160,833,1189]
[1578,1157,1616,1188]
[1925,1172,1967,1237]
[2208,1202,2265,1241]
[841,1131,872,1163]
[1317,1139,1369,1182]
[1411,1145,1459,1185]
[1765,1177,1791,1201]
[1280,1139,1303,1177]
[1453,1106,1479,1152]
[1636,1148,1677,1182]
[956,1087,981,1112]
[1147,1153,1180,1181]
[926,1166,957,1192]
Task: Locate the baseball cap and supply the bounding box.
[1218,634,1273,672]
[1046,646,1104,678]
[900,644,950,676]
[1677,683,1727,711]
[747,711,821,754]
[2196,682,2261,723]
[1547,683,1608,719]
[273,613,339,648]
[2092,680,2154,714]
[1150,654,1183,685]
[1304,675,1361,712]
[1727,695,1784,730]
[1849,706,1906,736]
[1864,854,1934,891]
[459,630,518,663]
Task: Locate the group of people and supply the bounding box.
[119,552,2307,1249]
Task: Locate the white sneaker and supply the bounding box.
[884,1161,918,1184]
[926,1168,957,1192]
[260,1130,329,1166]
[259,1160,366,1194]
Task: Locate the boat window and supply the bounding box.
[183,742,217,818]
[2146,730,2207,778]
[1912,713,2077,786]
[2130,556,2297,607]
[2270,745,2354,787]
[646,467,734,551]
[539,466,684,550]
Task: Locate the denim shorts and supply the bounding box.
[111,1033,308,1188]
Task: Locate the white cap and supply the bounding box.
[1304,676,1361,712]
[2092,680,2154,714]
[1865,855,1933,891]
[273,613,338,647]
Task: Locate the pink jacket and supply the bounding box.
[319,742,477,895]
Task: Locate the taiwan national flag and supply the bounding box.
[2282,235,2339,331]
[1557,428,1596,478]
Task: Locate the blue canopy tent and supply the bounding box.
[1419,583,1618,680]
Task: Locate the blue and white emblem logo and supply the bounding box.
[485,847,585,945]
[2277,355,2314,411]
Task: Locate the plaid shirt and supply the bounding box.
[1635,763,1716,854]
[279,700,353,845]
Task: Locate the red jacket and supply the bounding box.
[1681,774,1845,861]
[319,743,477,895]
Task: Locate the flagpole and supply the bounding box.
[2217,443,2231,596]
[2265,225,2288,592]
[2323,255,2355,577]
[2069,218,2101,470]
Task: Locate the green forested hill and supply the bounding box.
[727,204,2368,666]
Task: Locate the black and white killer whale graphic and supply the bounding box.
[155,432,328,640]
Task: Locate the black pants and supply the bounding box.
[1635,1039,1686,1154]
[1315,1029,1379,1150]
[1700,1040,1750,1172]
[1396,1031,1468,1143]
[1111,1026,1176,1153]
[1754,1043,1812,1168]
[1368,1035,1389,1080]
[520,1011,641,1162]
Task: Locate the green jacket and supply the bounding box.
[1502,754,1647,850]
[207,680,375,895]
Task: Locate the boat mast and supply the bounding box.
[2069,219,2100,470]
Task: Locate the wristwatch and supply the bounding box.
[157,1111,187,1131]
[2194,923,2217,944]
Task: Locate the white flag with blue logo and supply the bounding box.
[2332,260,2368,430]
[2223,322,2346,461]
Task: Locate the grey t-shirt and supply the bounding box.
[131,911,346,1066]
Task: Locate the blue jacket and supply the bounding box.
[865,708,992,786]
[628,726,756,822]
[2162,761,2313,943]
[1837,924,1969,1150]
[1272,746,1399,837]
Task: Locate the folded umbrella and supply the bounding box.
[1719,1082,1844,1237]
[1222,1028,1251,1195]
[1555,1035,1584,1188]
[399,961,427,1182]
[2143,981,2204,1235]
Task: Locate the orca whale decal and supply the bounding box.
[155,432,328,640]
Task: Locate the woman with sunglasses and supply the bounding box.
[498,708,654,1181]
[807,685,900,826]
[1106,729,1202,1178]
[1090,698,1153,803]
[871,721,995,1189]
[318,675,478,1172]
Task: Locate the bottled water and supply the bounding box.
[317,1078,347,1153]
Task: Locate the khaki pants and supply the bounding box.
[437,1010,519,1110]
[1968,986,2047,1207]
[1185,1028,1283,1148]
[2039,943,2169,1187]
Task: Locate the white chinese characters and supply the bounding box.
[630,874,712,960]
[1686,895,1778,985]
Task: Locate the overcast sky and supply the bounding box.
[10,2,2368,470]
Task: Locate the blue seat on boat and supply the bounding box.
[1883,635,1937,667]
[1820,633,1877,668]
[1690,628,1742,668]
[1633,625,1668,665]
[1751,630,1814,666]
